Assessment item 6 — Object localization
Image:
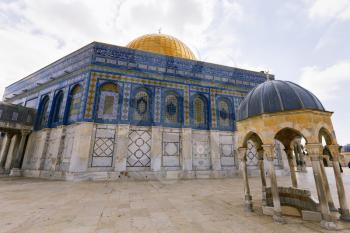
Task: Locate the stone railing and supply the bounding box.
[266,186,319,212]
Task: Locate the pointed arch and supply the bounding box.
[318,127,336,146]
[131,86,153,125]
[66,84,83,123]
[50,90,64,126]
[96,82,120,121]
[191,94,209,129]
[216,96,234,130]
[36,95,50,130]
[163,90,182,125]
[274,127,306,149]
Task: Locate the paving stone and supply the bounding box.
[0,168,349,232]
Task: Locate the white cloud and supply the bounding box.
[0,0,246,97]
[309,0,350,21]
[299,61,350,101]
[299,61,350,145]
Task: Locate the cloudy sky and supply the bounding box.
[0,0,350,144]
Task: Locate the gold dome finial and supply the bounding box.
[126,33,196,60]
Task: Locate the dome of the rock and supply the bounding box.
[126,33,196,60]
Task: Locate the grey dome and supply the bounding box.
[238,80,325,121]
[342,144,350,153]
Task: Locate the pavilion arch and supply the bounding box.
[242,131,264,149]
[318,127,336,146]
[274,127,307,150]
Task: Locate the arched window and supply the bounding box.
[52,91,64,124]
[97,83,119,120]
[193,95,207,127]
[133,90,150,121]
[217,99,231,128]
[68,84,82,122]
[37,95,50,129]
[165,94,179,123]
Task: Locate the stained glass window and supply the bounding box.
[134,90,149,121]
[98,83,119,120]
[165,94,178,123]
[38,96,49,129]
[52,91,64,123]
[218,100,230,127]
[193,96,205,125]
[68,85,82,122]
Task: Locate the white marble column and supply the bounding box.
[306,144,335,229]
[5,134,19,171]
[285,148,298,188]
[318,156,336,211]
[238,147,253,212]
[210,130,221,171]
[181,128,192,171]
[151,126,162,171]
[262,144,284,223]
[114,124,130,172]
[0,133,13,170]
[13,130,30,168]
[328,145,350,221]
[257,148,267,206]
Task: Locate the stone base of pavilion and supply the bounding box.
[263,186,340,222]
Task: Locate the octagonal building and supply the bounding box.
[1,34,271,180]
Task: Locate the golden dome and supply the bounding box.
[126,33,196,60]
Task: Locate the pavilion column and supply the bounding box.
[293,143,301,172]
[238,147,252,212]
[285,148,297,188]
[328,145,350,221]
[299,143,307,172]
[0,132,14,171]
[262,144,284,223]
[319,154,336,211]
[12,130,31,169]
[257,148,267,206]
[305,144,334,228]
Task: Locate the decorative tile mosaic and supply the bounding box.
[91,126,115,167]
[154,88,161,122]
[127,129,151,167]
[220,135,235,167]
[121,83,131,120]
[162,132,181,168]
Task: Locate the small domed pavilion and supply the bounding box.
[236,80,350,229]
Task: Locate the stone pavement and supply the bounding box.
[1,168,350,233]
